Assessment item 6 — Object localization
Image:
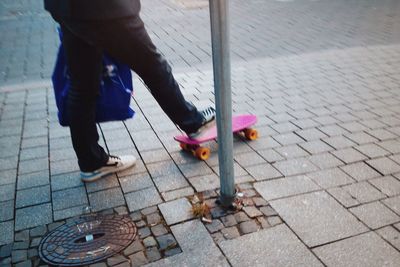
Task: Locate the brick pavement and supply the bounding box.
[1,0,400,266]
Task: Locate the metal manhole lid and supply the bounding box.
[39,214,137,266]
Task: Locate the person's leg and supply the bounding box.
[60,16,214,135]
[61,25,109,172]
[60,24,137,181]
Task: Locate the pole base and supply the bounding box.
[216,191,237,209]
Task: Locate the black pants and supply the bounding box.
[57,15,203,172]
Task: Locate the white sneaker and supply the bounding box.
[81,155,137,182]
[188,106,216,139]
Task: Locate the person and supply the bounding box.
[44,0,216,182]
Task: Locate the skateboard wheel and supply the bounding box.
[195,147,210,160]
[180,142,187,150]
[244,128,258,140]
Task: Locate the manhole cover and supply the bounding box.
[39,214,137,266]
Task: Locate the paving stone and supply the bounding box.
[331,148,368,164]
[0,257,11,266]
[221,226,240,240]
[130,211,142,222]
[52,186,87,211]
[141,206,158,216]
[153,173,189,192]
[342,182,386,203]
[340,162,382,181]
[85,174,120,193]
[220,215,237,227]
[246,163,282,181]
[158,198,194,225]
[114,206,128,215]
[189,174,220,192]
[138,227,151,239]
[205,219,224,233]
[126,187,162,212]
[252,197,268,207]
[123,239,143,256]
[30,237,41,248]
[143,236,157,247]
[273,158,318,176]
[239,220,259,234]
[344,131,378,145]
[367,157,400,175]
[376,226,400,250]
[0,183,15,202]
[88,187,125,212]
[107,254,128,266]
[382,196,400,215]
[0,169,17,186]
[378,139,400,154]
[308,153,343,169]
[255,175,320,201]
[15,260,31,267]
[12,250,27,263]
[17,171,49,190]
[164,247,182,257]
[50,171,83,191]
[53,205,87,221]
[327,187,360,208]
[146,247,161,262]
[322,136,356,150]
[15,203,52,231]
[178,161,213,178]
[29,225,47,237]
[234,211,250,223]
[151,224,168,237]
[257,217,270,228]
[258,149,284,163]
[274,145,309,159]
[27,248,38,258]
[273,133,304,146]
[369,176,400,196]
[298,140,333,155]
[161,187,194,202]
[354,143,391,158]
[13,241,29,250]
[220,224,322,267]
[135,220,145,228]
[0,200,14,222]
[129,251,148,267]
[367,129,397,141]
[0,243,13,258]
[146,213,161,226]
[271,191,367,247]
[267,216,283,226]
[156,234,177,251]
[16,185,50,208]
[350,201,400,229]
[147,161,180,178]
[259,205,278,216]
[147,220,228,266]
[313,232,400,267]
[89,263,107,267]
[18,158,48,175]
[119,173,153,193]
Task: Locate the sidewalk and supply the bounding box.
[1,0,400,266]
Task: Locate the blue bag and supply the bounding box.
[52,31,135,126]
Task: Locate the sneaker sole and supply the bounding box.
[81,161,136,182]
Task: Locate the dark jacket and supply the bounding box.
[44,0,141,20]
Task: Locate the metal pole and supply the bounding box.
[209,0,235,207]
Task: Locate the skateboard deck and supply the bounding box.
[174,114,258,160]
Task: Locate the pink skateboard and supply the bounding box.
[174,114,258,160]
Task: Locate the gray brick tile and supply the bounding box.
[322,136,356,150]
[17,170,49,190]
[274,145,309,159]
[85,174,120,193]
[298,140,334,154]
[318,125,349,137]
[153,173,189,192]
[15,203,52,231]
[273,158,318,176]
[125,186,162,212]
[158,198,194,225]
[234,151,266,167]
[0,221,14,245]
[273,133,304,146]
[339,122,368,132]
[308,153,344,169]
[16,185,50,208]
[354,143,391,158]
[147,160,180,178]
[0,200,14,222]
[313,232,400,267]
[382,196,400,215]
[344,132,378,145]
[331,148,368,164]
[189,173,220,192]
[178,161,214,178]
[19,146,48,161]
[0,169,17,186]
[366,157,400,175]
[257,149,284,163]
[119,173,153,193]
[51,172,83,191]
[88,187,125,212]
[340,162,382,181]
[367,129,397,141]
[342,182,386,203]
[378,139,400,154]
[327,187,360,208]
[271,191,367,247]
[161,187,194,202]
[246,163,282,181]
[369,176,400,197]
[306,168,354,188]
[0,183,15,202]
[248,136,281,150]
[295,128,327,141]
[376,226,400,251]
[350,201,400,229]
[52,186,88,211]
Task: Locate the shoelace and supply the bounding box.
[202,107,215,118]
